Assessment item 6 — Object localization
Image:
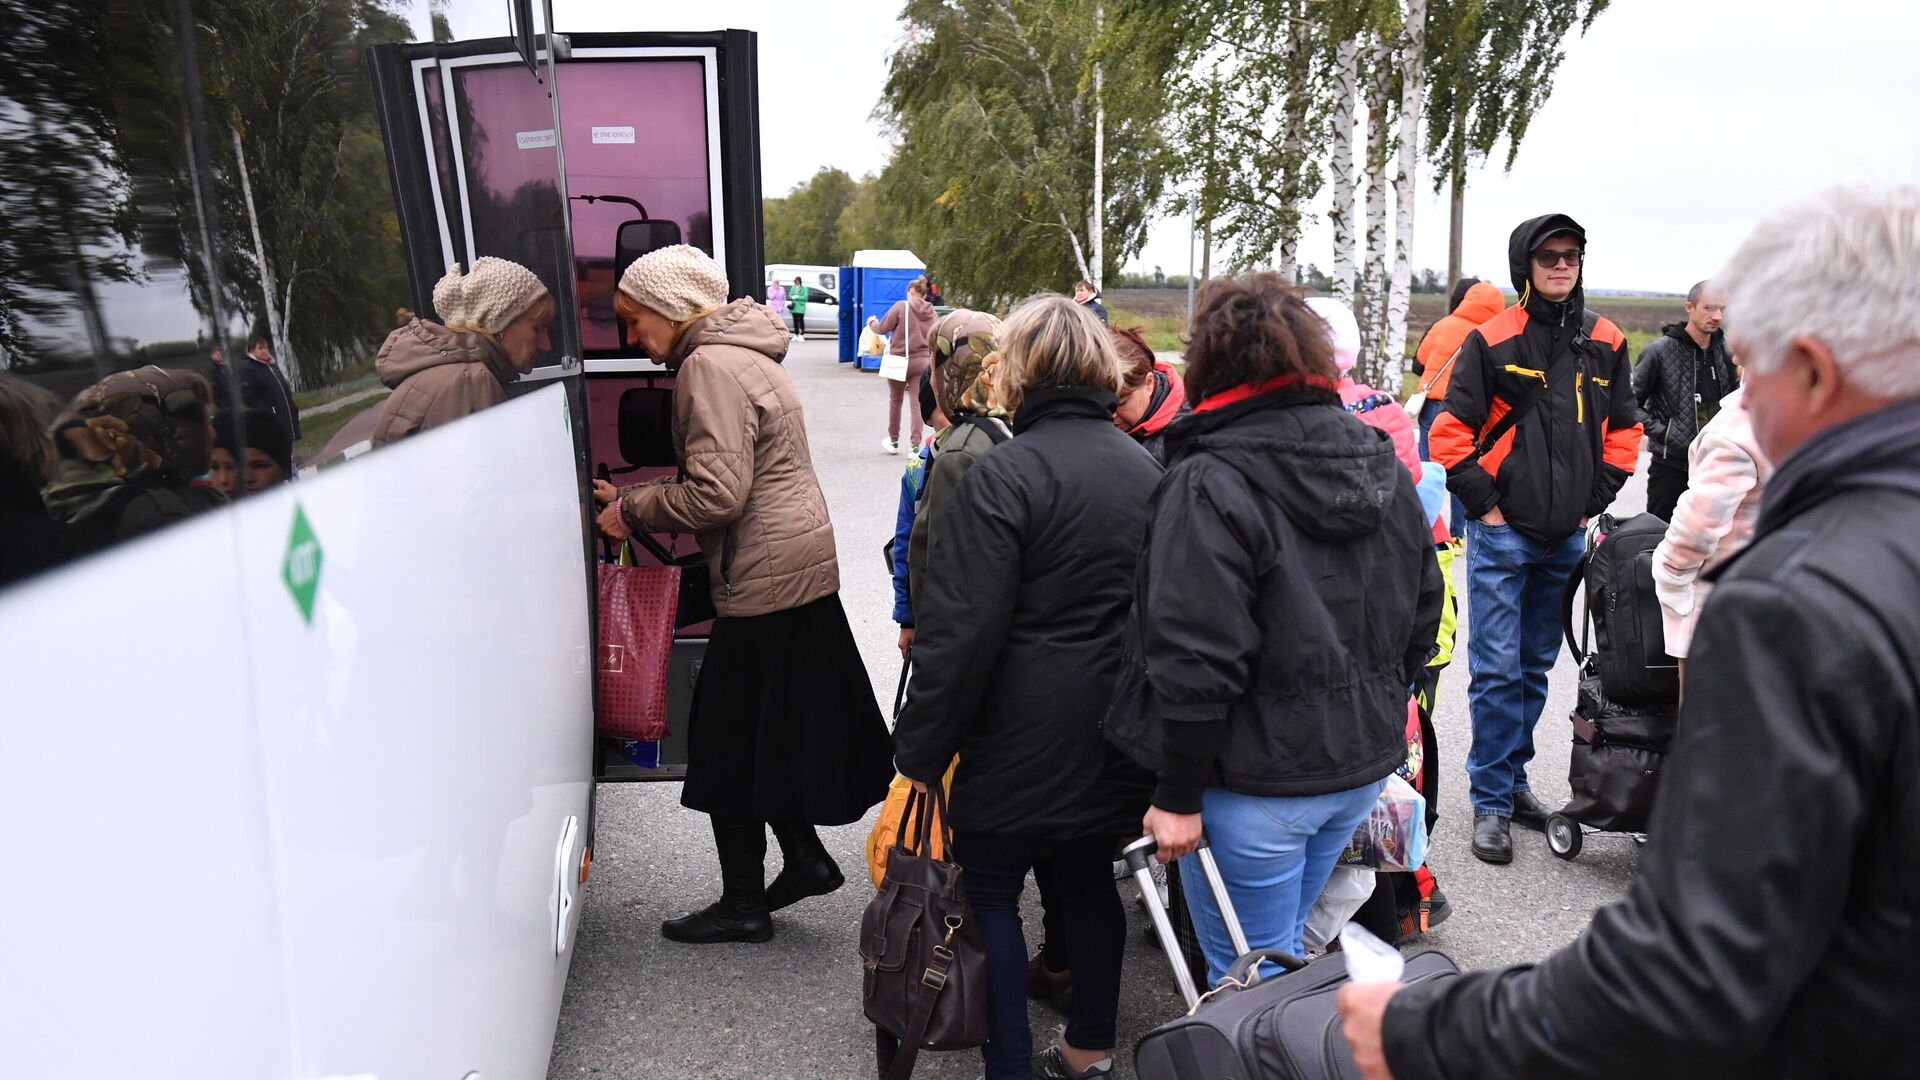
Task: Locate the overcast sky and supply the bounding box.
[425,0,1918,292]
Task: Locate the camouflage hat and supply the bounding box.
[930,309,1005,419]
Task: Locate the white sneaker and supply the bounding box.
[881,437,899,455]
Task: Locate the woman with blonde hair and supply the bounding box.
[592,245,892,944]
[893,293,1159,1080]
[370,256,557,446]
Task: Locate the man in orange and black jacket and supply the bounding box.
[1428,213,1642,865]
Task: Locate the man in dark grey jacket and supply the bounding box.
[1631,281,1737,519]
[1338,185,1920,1079]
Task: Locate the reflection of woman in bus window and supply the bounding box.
[593,244,892,945]
[0,372,104,588]
[42,367,225,542]
[370,257,556,447]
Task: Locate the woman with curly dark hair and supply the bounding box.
[1105,272,1444,982]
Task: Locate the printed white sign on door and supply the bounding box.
[515,129,556,150]
[591,126,636,145]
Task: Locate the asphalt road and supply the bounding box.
[547,336,1645,1078]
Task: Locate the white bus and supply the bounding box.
[2,7,765,1076]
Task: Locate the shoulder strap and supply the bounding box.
[1465,314,1592,466]
[957,414,1011,444]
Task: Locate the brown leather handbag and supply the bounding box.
[860,785,986,1079]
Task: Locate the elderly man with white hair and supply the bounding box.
[1337,184,1920,1078]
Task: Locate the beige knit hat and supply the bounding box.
[617,244,729,323]
[434,257,551,335]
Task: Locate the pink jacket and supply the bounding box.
[1339,377,1447,544]
[1652,387,1771,656]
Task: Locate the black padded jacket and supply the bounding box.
[1382,396,1920,1079]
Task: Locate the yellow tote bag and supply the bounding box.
[866,758,958,887]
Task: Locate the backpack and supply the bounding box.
[1562,512,1681,707]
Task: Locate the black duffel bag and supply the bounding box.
[1563,675,1678,833]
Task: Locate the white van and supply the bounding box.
[765,262,840,336]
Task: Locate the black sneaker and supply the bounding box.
[1032,1044,1112,1079]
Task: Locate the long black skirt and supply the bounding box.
[680,592,894,826]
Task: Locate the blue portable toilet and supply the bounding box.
[842,249,927,372]
[837,264,858,363]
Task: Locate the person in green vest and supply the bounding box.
[788,276,810,340]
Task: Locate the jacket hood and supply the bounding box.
[1172,387,1403,543]
[1757,395,1920,536]
[1455,280,1506,324]
[1447,276,1481,313]
[667,298,791,369]
[1508,213,1586,304]
[377,318,515,390]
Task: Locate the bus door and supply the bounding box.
[370,29,766,783]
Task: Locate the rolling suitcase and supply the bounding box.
[1126,836,1461,1080]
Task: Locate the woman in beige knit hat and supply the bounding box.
[369,257,557,446]
[593,244,891,945]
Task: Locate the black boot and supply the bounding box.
[1510,790,1549,833]
[1472,815,1513,864]
[662,818,774,944]
[765,819,845,912]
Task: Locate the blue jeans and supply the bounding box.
[1464,519,1584,816]
[1178,782,1385,985]
[1418,399,1466,539]
[952,832,1126,1079]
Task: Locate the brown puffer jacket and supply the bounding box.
[370,318,517,447]
[620,299,838,618]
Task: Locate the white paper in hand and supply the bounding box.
[1339,921,1405,984]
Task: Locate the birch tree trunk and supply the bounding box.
[1383,0,1425,392]
[1358,37,1394,382]
[231,125,298,388]
[1327,38,1359,306]
[1088,0,1105,291]
[1275,0,1309,281]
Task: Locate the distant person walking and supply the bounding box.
[868,277,936,454]
[1426,214,1642,866]
[788,276,810,340]
[1073,280,1109,326]
[766,279,788,334]
[1632,280,1738,521]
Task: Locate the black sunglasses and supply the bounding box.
[1533,249,1583,268]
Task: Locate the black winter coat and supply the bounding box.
[224,358,300,439]
[892,387,1158,839]
[1631,322,1738,462]
[1104,382,1443,804]
[1429,214,1643,542]
[1383,395,1920,1079]
[0,483,102,590]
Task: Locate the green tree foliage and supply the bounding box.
[0,1,141,365]
[877,0,1177,307]
[835,172,909,259]
[1424,0,1610,183]
[0,0,413,386]
[763,167,863,266]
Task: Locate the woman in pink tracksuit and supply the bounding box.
[1652,380,1772,662]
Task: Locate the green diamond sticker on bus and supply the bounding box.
[282,504,323,625]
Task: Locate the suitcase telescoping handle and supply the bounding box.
[1123,835,1254,1009]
